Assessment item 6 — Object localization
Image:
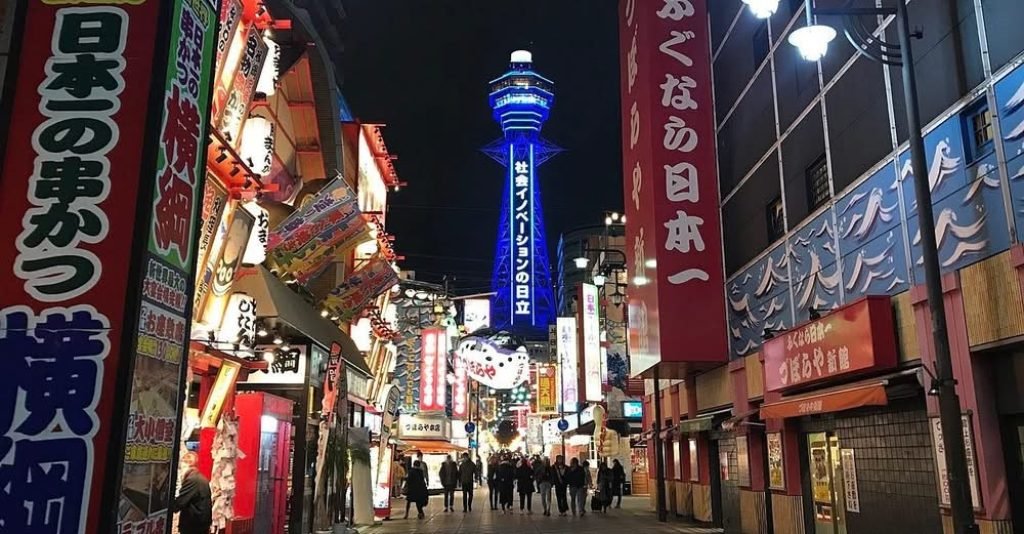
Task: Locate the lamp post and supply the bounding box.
[744,1,977,532]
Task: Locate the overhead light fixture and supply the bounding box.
[592,274,607,287]
[742,0,779,19]
[632,275,649,286]
[574,256,589,269]
[620,215,626,224]
[262,351,275,364]
[257,328,269,337]
[604,216,613,226]
[788,24,837,62]
[273,336,283,345]
[644,258,656,269]
[320,309,329,318]
[280,344,290,352]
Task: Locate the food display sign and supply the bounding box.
[456,335,531,390]
[763,296,897,392]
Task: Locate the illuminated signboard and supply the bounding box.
[581,283,602,402]
[456,335,530,390]
[557,317,579,411]
[622,401,643,420]
[511,156,534,320]
[419,328,447,412]
[452,345,469,419]
[463,298,491,334]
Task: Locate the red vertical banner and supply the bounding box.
[620,0,727,376]
[452,341,469,419]
[419,328,447,412]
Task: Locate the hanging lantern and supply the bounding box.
[241,202,269,265]
[239,115,274,176]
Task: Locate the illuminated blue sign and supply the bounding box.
[622,401,643,420]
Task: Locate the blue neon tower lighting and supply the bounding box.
[484,50,562,339]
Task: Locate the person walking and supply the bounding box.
[535,456,553,516]
[458,452,477,512]
[416,451,428,478]
[487,455,500,510]
[404,460,429,519]
[553,455,569,516]
[515,458,535,514]
[439,454,459,512]
[567,457,586,516]
[611,459,626,508]
[496,456,516,514]
[173,452,212,534]
[391,455,407,499]
[596,461,614,513]
[475,456,484,485]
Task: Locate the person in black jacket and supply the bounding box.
[404,460,429,519]
[458,453,478,512]
[611,459,626,508]
[515,458,536,513]
[496,457,516,514]
[552,455,569,516]
[487,455,500,510]
[439,455,459,512]
[566,457,587,516]
[534,456,553,516]
[173,452,212,534]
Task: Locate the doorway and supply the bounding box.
[1002,415,1024,534]
[806,432,847,534]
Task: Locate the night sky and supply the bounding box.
[340,0,623,293]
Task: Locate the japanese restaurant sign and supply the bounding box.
[619,0,728,377]
[419,328,448,412]
[581,283,602,401]
[763,296,897,392]
[0,0,217,532]
[321,256,399,322]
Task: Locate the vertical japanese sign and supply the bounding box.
[580,284,602,401]
[419,328,447,412]
[930,415,983,510]
[510,146,534,322]
[839,448,860,513]
[619,0,727,376]
[767,432,785,490]
[452,344,469,419]
[120,0,218,531]
[0,0,215,532]
[536,364,558,413]
[557,317,579,411]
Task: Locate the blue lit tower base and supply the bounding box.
[484,50,562,340]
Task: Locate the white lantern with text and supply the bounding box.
[239,115,274,176]
[219,292,257,353]
[242,202,269,265]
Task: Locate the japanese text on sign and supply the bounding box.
[512,159,533,317]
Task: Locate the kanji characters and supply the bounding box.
[632,161,643,210]
[153,165,193,254]
[656,0,696,20]
[665,162,699,202]
[664,210,705,253]
[162,84,201,182]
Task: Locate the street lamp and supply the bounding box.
[741,0,779,19]
[574,256,590,269]
[592,273,607,287]
[759,1,978,532]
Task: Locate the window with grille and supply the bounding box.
[767,196,785,241]
[806,155,830,210]
[962,100,994,162]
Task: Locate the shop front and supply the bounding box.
[759,297,943,534]
[395,413,462,491]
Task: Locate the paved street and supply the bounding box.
[361,491,722,534]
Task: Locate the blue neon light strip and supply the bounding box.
[529,142,536,325]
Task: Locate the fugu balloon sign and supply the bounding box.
[456,335,530,390]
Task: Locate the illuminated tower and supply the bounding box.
[484,50,561,339]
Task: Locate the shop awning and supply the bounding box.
[760,382,888,420]
[676,416,713,434]
[399,440,468,454]
[233,266,370,375]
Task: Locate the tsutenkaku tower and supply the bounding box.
[484,50,561,339]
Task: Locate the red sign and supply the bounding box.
[419,328,447,412]
[452,345,469,419]
[763,296,897,392]
[620,0,727,376]
[321,342,344,419]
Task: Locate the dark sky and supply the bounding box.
[340,0,623,293]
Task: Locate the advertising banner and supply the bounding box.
[247,346,308,385]
[196,205,255,331]
[536,364,558,414]
[321,343,344,419]
[762,296,897,392]
[767,432,785,490]
[619,0,727,376]
[0,0,216,532]
[580,284,602,401]
[419,328,448,412]
[322,256,399,322]
[456,335,531,390]
[557,317,579,411]
[452,345,469,419]
[930,415,982,510]
[269,176,360,249]
[463,297,491,334]
[192,177,229,309]
[216,23,266,145]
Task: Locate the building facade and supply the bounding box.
[634,0,1024,533]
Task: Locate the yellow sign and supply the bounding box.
[536,364,558,413]
[200,360,241,428]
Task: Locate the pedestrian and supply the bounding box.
[496,456,516,514]
[611,459,626,508]
[516,458,535,514]
[596,461,614,513]
[439,454,459,512]
[173,452,212,534]
[416,451,428,478]
[404,460,429,519]
[553,455,569,516]
[567,457,587,516]
[535,456,553,516]
[475,456,484,485]
[487,455,500,510]
[392,455,407,499]
[458,452,477,512]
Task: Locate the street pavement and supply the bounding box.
[360,490,722,534]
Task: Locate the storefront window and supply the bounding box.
[736,435,750,487]
[688,438,699,482]
[672,440,682,479]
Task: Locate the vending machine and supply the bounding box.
[234,392,294,534]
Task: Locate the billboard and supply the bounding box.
[418,328,447,412]
[580,283,602,401]
[557,317,579,411]
[463,297,491,334]
[619,0,727,376]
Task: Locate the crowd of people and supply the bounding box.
[392,450,627,520]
